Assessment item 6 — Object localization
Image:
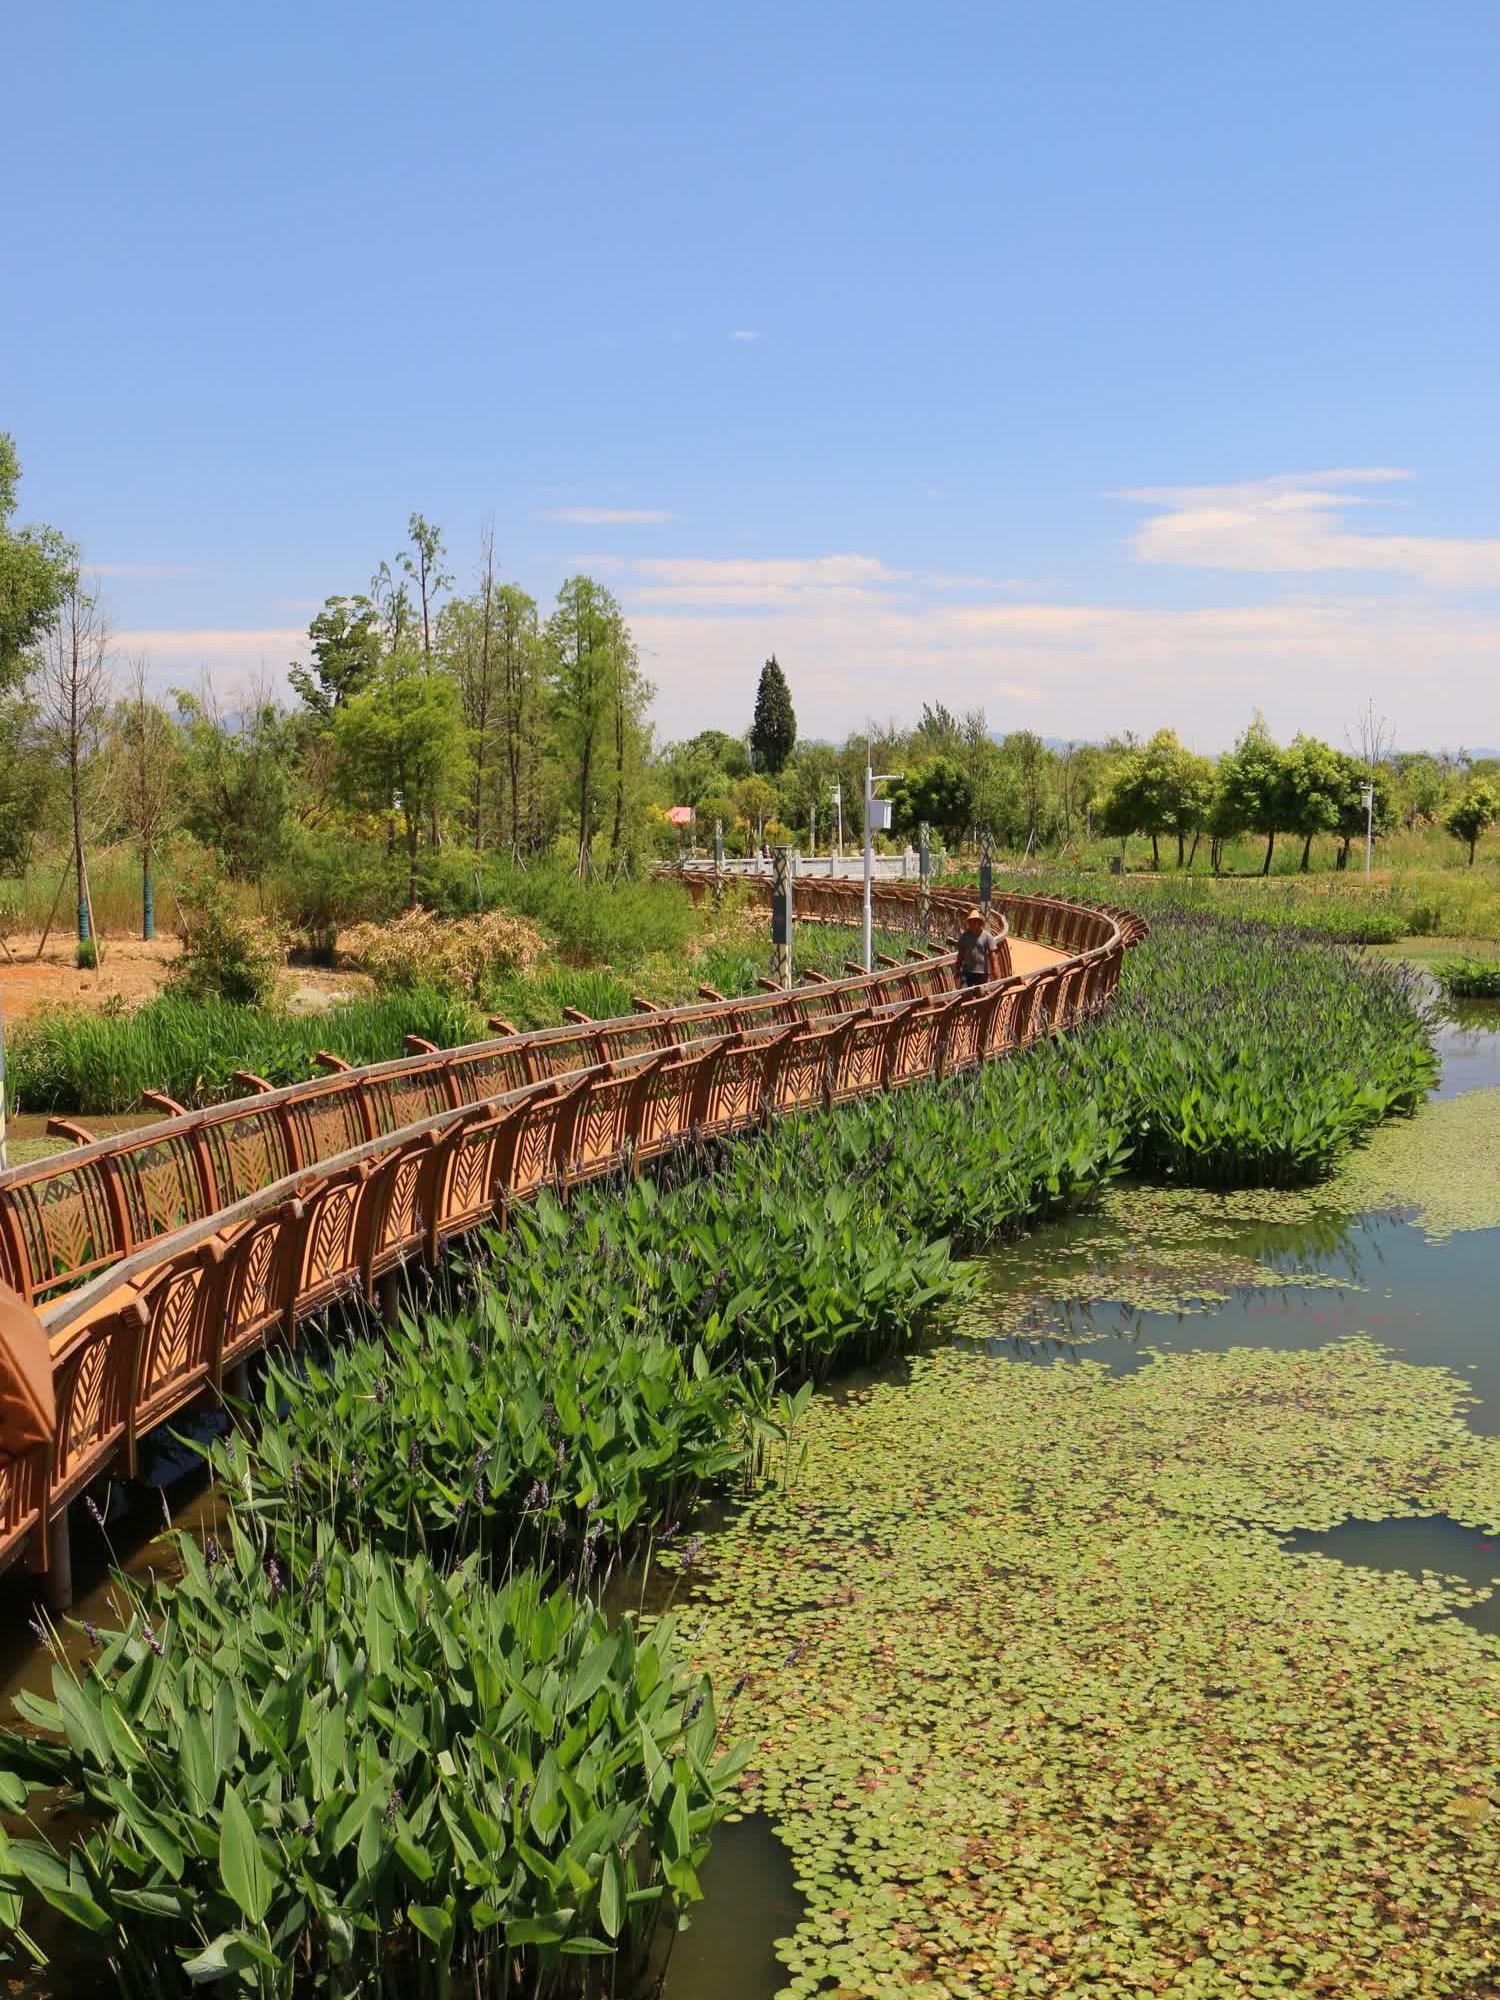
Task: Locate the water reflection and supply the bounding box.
[973,1209,1500,1430]
[1431,997,1500,1098]
[1285,1514,1500,1637]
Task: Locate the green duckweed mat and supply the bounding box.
[687,1340,1500,1997]
[1334,1088,1500,1238]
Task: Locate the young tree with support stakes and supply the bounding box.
[750,656,796,775]
[35,578,112,957]
[107,657,181,939]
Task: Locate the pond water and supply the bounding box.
[664,992,1500,1993]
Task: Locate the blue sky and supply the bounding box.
[7,1,1500,750]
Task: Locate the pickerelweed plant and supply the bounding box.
[0,1523,746,1999]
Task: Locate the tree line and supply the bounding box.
[2,430,1497,960]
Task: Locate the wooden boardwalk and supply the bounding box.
[0,881,1144,1605]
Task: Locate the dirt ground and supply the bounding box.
[0,933,371,1023]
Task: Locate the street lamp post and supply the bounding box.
[1361,783,1375,881]
[862,764,903,971]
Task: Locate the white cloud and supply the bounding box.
[632,554,909,608]
[728,329,760,342]
[534,507,672,526]
[620,575,1500,751]
[1124,470,1500,587]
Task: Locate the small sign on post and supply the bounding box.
[771,845,793,989]
[979,836,994,922]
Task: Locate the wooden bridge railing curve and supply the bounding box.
[0,886,1143,1599]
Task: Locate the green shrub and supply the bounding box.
[481,863,700,969]
[270,829,403,954]
[0,1526,743,1995]
[1432,953,1500,998]
[73,937,96,970]
[168,890,288,1007]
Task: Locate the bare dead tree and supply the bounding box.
[1347,696,1395,775]
[35,577,112,958]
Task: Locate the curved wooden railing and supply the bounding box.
[0,884,1144,1599]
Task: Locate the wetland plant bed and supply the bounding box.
[1,1525,743,1998]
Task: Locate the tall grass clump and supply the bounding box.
[0,1526,743,1997]
[8,989,479,1114]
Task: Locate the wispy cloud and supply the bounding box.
[632,554,909,608]
[728,329,760,342]
[1123,469,1500,587]
[534,506,672,526]
[91,562,205,579]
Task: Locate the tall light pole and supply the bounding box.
[1361,782,1375,881]
[832,783,843,860]
[862,764,903,971]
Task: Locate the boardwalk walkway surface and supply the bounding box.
[0,880,1143,1605]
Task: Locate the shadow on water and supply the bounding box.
[659,1814,803,2000]
[1284,1515,1500,1638]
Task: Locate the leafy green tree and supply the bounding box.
[1281,735,1348,872]
[1212,717,1289,874]
[0,433,77,692]
[494,584,547,862]
[401,512,452,662]
[893,760,974,846]
[334,653,469,904]
[750,656,796,775]
[176,689,295,882]
[0,694,49,875]
[730,774,778,848]
[1095,730,1212,869]
[289,596,382,719]
[1396,754,1448,831]
[1445,780,1500,866]
[778,745,840,844]
[545,576,624,875]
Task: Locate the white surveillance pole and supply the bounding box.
[1361,782,1375,880]
[862,765,903,970]
[832,783,843,860]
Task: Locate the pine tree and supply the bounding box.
[750,655,796,775]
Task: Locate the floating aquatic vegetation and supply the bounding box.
[1335,1088,1500,1238]
[961,1182,1361,1349]
[687,1343,1500,1997]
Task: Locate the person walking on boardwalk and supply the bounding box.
[954,906,998,988]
